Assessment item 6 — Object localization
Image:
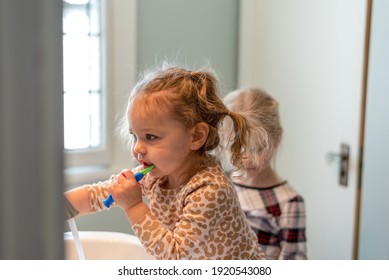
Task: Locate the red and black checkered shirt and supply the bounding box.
[233,180,307,260]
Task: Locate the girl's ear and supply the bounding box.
[190,122,209,151]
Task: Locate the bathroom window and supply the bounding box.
[63,0,109,168]
[63,0,136,185]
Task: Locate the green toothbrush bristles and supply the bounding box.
[140,164,155,175]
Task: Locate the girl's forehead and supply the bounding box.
[129,95,170,121]
[127,102,181,132]
[127,91,189,132]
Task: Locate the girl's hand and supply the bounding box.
[108,169,142,211]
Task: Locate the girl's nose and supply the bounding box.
[133,141,146,157]
[242,154,254,165]
[241,152,250,161]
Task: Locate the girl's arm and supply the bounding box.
[65,186,91,216]
[65,166,145,218]
[64,174,119,217]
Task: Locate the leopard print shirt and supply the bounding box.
[86,163,266,260]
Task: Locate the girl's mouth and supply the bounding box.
[245,166,258,172]
[142,162,153,168]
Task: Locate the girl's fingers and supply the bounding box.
[118,169,135,183]
[113,169,136,185]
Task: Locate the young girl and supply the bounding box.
[223,87,307,260]
[65,65,265,260]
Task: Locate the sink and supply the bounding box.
[64,231,155,260]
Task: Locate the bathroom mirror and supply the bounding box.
[69,0,389,259]
[1,0,387,260]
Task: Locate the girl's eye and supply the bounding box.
[146,134,157,141]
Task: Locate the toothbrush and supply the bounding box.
[102,164,155,208]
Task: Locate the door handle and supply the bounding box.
[325,143,350,186]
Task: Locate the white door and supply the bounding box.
[238,0,367,259]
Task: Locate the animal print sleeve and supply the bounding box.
[85,177,115,213]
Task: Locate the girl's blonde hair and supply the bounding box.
[119,63,252,170]
[223,87,283,172]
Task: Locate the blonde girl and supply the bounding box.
[66,65,265,260]
[223,87,307,260]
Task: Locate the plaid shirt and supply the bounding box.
[233,181,307,260]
